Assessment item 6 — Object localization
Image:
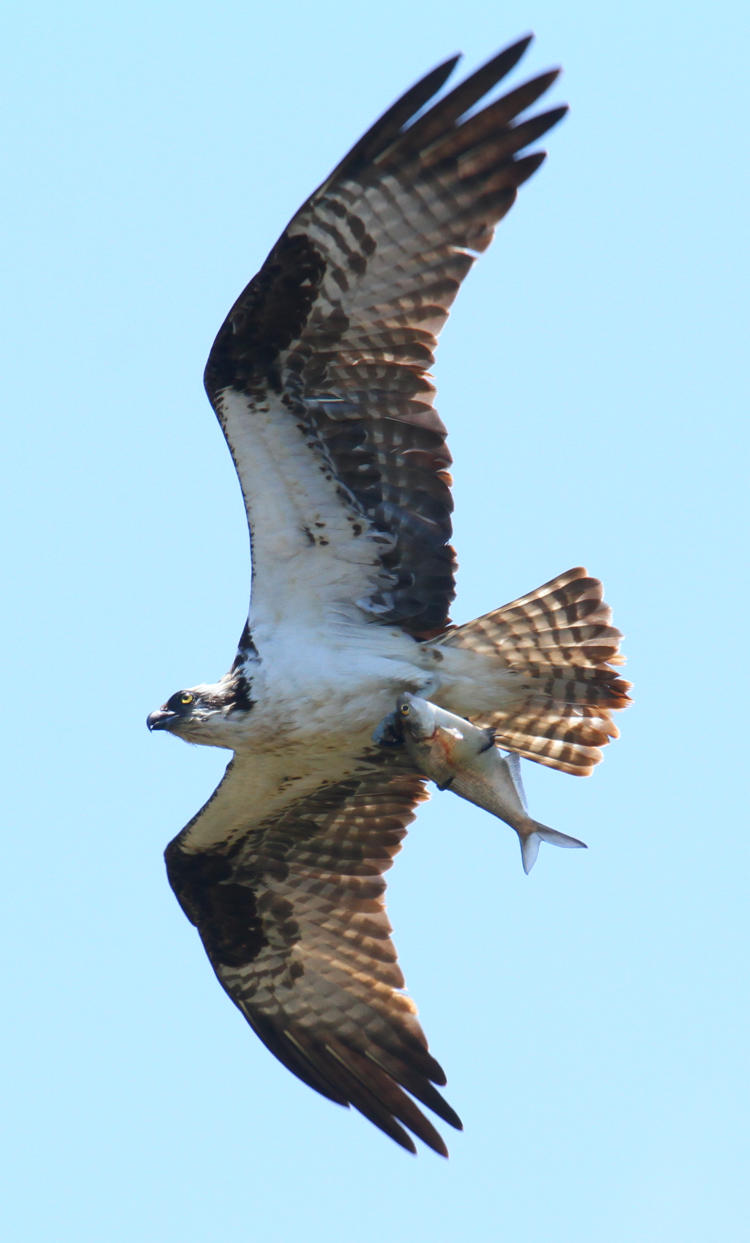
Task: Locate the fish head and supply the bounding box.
[395,692,438,742]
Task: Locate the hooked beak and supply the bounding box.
[146,707,178,732]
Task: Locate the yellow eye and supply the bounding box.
[180,692,194,706]
[399,702,410,717]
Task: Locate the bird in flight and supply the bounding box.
[148,35,630,1156]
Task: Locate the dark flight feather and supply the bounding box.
[204,37,566,636]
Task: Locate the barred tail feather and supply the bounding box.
[435,568,631,776]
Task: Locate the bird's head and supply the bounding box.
[146,687,208,740]
[147,673,255,747]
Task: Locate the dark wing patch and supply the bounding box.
[204,36,566,637]
[206,234,327,395]
[165,764,461,1155]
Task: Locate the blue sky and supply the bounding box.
[3,1,748,1239]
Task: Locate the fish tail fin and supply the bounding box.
[467,746,587,873]
[434,568,631,776]
[520,822,587,874]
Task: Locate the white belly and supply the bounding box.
[210,618,436,756]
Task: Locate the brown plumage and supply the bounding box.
[166,764,459,1156]
[149,35,630,1159]
[205,36,567,636]
[437,569,631,774]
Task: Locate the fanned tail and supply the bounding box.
[435,568,631,776]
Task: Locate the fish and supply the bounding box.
[376,692,587,873]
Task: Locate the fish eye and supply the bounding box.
[399,702,410,717]
[180,692,194,706]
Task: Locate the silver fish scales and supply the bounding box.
[376,693,586,873]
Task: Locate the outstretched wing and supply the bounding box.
[205,36,566,642]
[165,760,461,1155]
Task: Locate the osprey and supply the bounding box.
[148,36,629,1156]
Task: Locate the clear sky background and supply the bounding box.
[3,2,748,1240]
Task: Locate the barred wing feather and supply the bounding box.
[166,762,460,1155]
[204,37,567,639]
